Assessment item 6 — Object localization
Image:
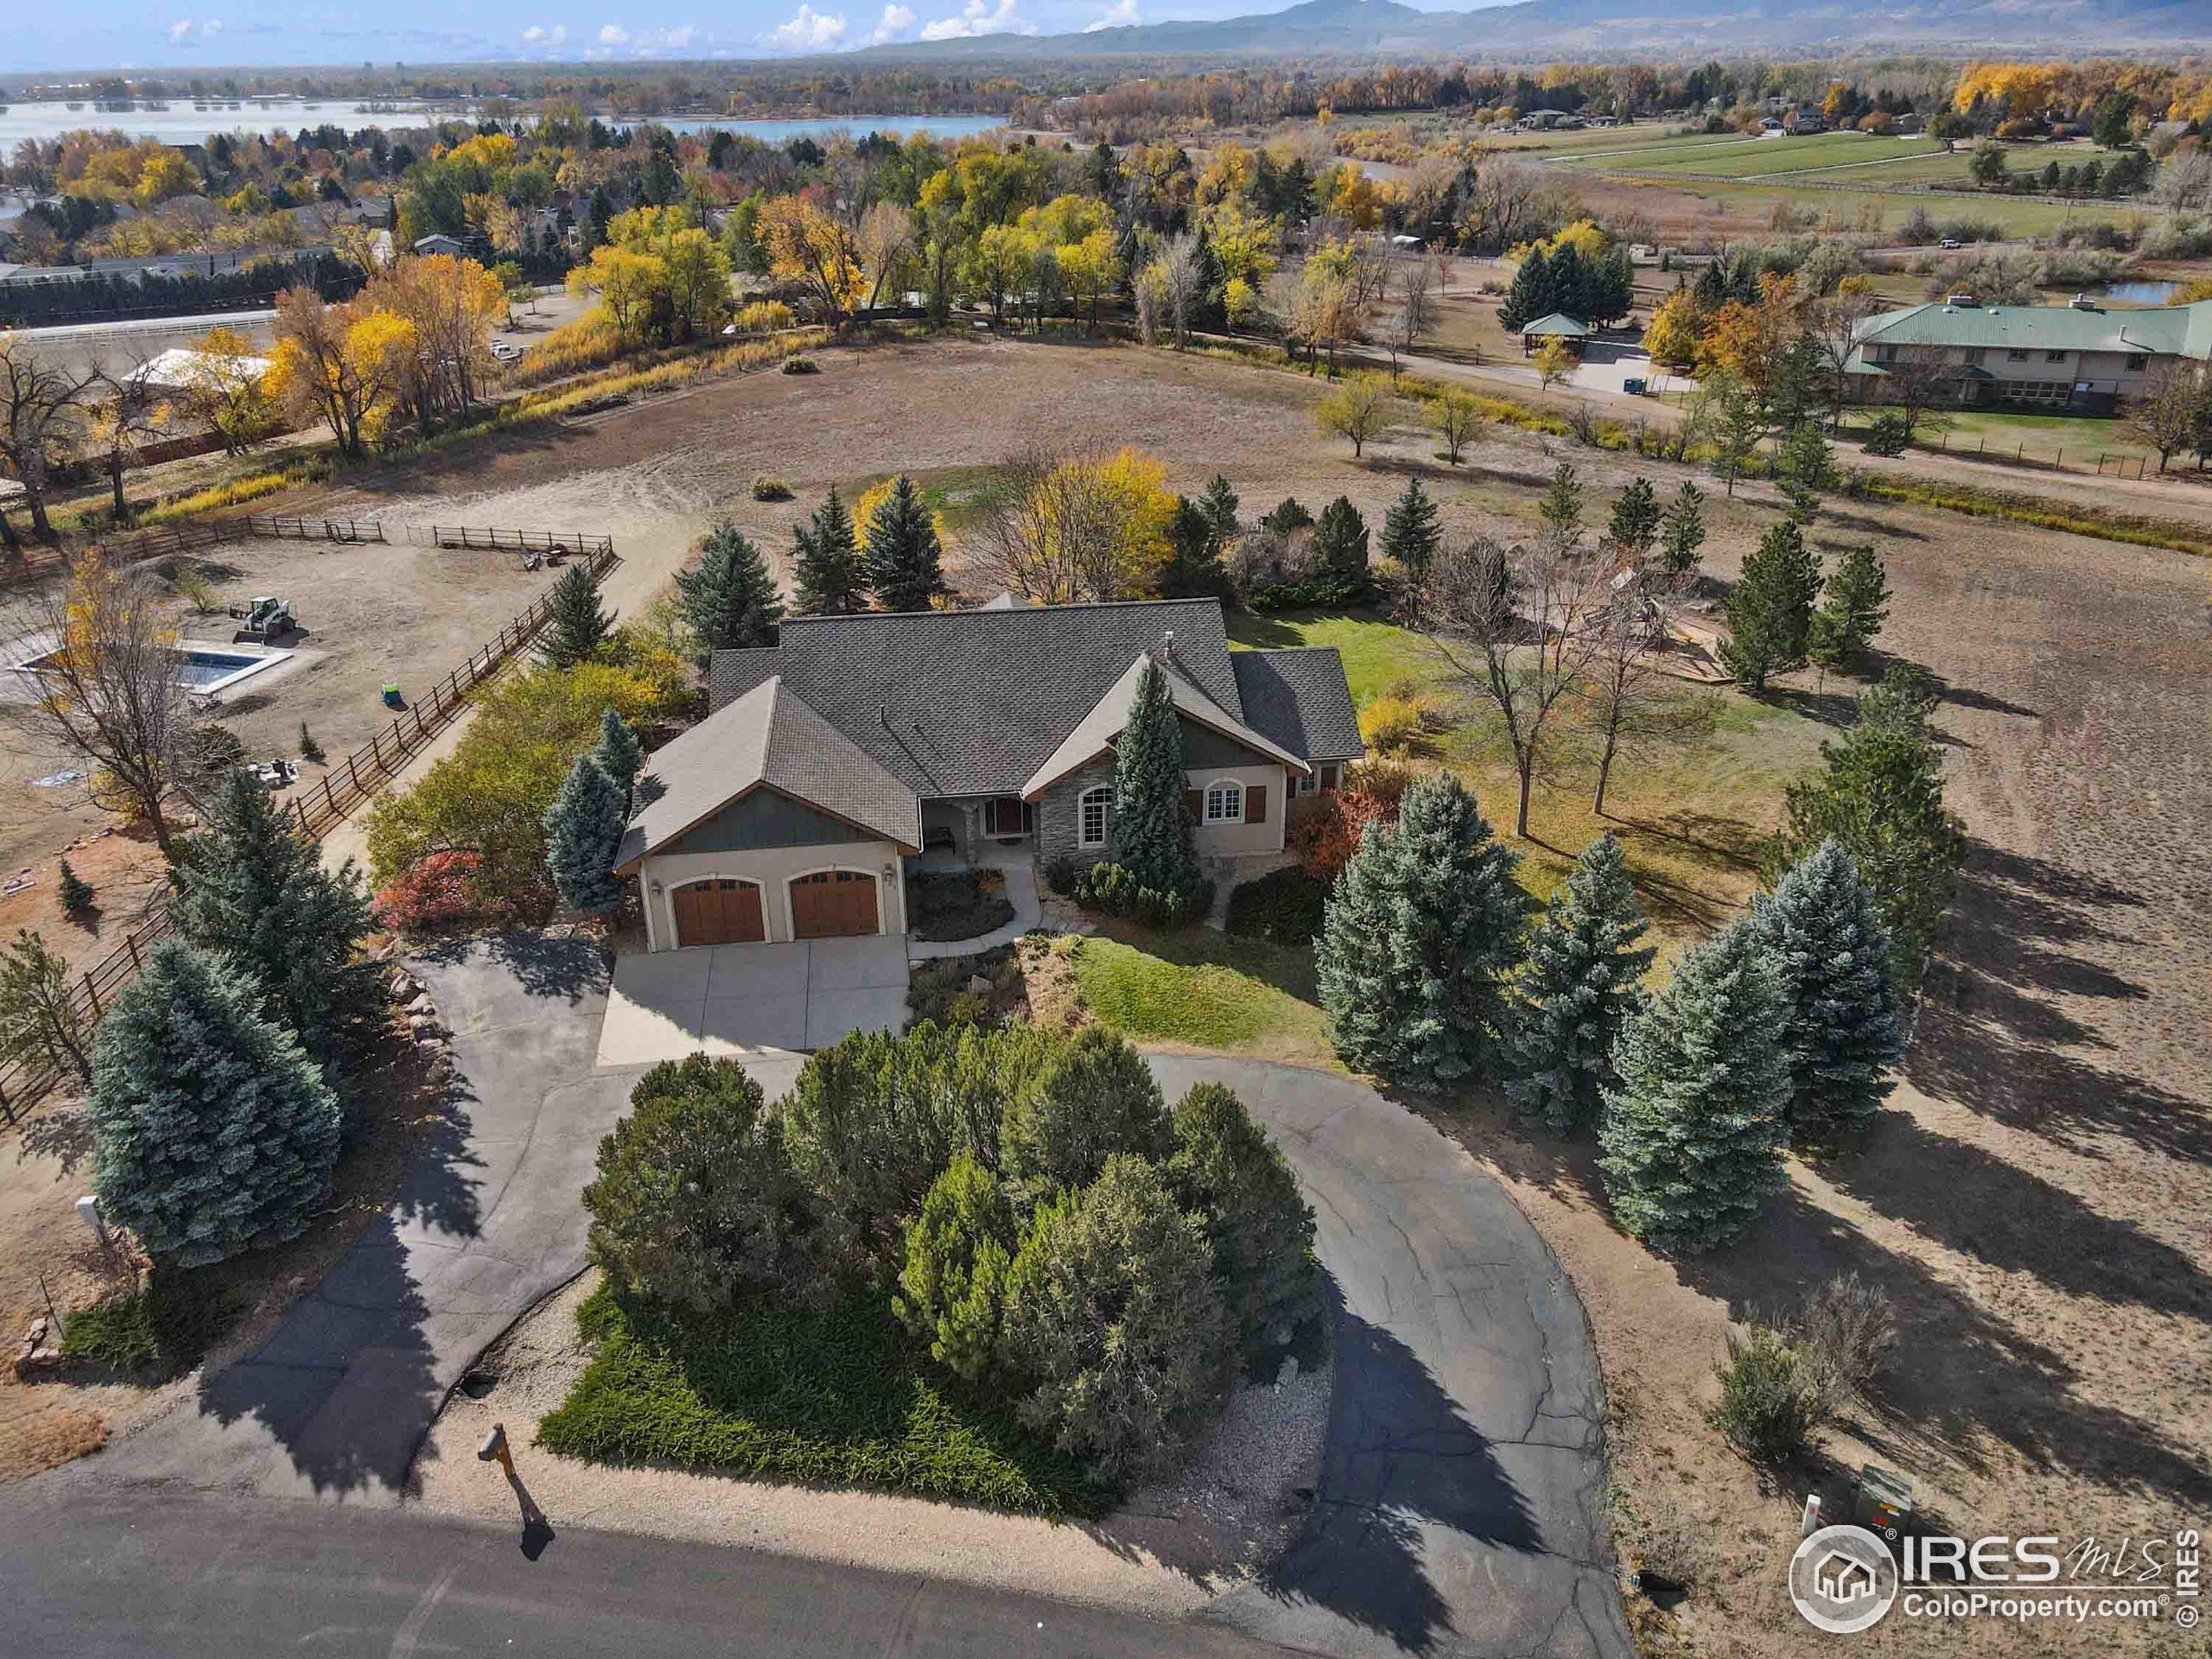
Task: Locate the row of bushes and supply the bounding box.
[575,1025,1324,1493]
[1058,860,1215,929]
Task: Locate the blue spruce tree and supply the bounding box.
[1507,832,1654,1135]
[543,753,629,912]
[1108,658,1199,896]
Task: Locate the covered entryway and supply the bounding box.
[790,869,880,938]
[671,878,765,947]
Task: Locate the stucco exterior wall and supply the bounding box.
[637,839,908,950]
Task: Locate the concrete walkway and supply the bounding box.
[907,862,1041,960]
[62,934,673,1503]
[1151,1057,1630,1659]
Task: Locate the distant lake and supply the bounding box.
[0,99,1004,148]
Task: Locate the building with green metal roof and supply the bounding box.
[1843,297,2212,416]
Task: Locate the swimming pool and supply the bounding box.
[12,640,291,696]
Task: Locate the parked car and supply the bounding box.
[489,340,522,363]
[1938,238,1963,251]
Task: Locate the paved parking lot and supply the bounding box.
[595,936,911,1068]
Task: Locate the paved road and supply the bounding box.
[1153,1058,1629,1659]
[67,934,662,1502]
[0,1485,1282,1659]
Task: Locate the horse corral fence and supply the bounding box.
[0,526,622,1122]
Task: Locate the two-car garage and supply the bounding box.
[668,870,883,948]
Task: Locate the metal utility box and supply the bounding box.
[1854,1465,1914,1543]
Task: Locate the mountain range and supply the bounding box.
[856,0,2210,57]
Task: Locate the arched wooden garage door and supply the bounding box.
[789,869,880,938]
[671,878,765,947]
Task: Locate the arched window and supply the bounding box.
[1078,785,1110,849]
[1203,779,1244,824]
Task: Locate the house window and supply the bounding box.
[2045,350,2069,364]
[1961,348,1985,366]
[2006,348,2029,363]
[982,797,1031,837]
[2126,354,2149,372]
[1204,782,1243,823]
[1320,764,1341,792]
[1078,786,1109,849]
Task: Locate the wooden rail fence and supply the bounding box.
[0,533,621,1122]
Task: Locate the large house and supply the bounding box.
[614,598,1363,951]
[1844,296,2212,414]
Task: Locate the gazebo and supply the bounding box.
[1520,313,1591,357]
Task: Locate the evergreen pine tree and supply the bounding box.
[1597,917,1791,1254]
[90,939,340,1268]
[56,859,92,914]
[1312,496,1370,599]
[1772,423,1837,524]
[1766,666,1963,995]
[1720,518,1821,691]
[543,754,629,912]
[1497,245,1553,331]
[1197,474,1240,544]
[1606,476,1662,562]
[170,768,374,1059]
[863,474,947,612]
[537,563,613,667]
[1751,841,1904,1147]
[1660,480,1707,576]
[1539,461,1585,547]
[1107,658,1198,896]
[1159,498,1228,598]
[593,706,643,806]
[1547,242,1589,323]
[1318,772,1525,1090]
[677,522,784,652]
[1507,833,1655,1135]
[792,486,868,614]
[1379,476,1442,584]
[1808,543,1890,669]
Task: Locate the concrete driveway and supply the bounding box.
[595,936,910,1068]
[65,934,643,1503]
[1153,1057,1630,1659]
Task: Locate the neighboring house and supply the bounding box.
[615,598,1363,952]
[1757,117,1787,136]
[1843,296,2212,414]
[1892,112,1927,136]
[1784,105,1828,135]
[410,233,471,258]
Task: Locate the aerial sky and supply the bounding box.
[17,0,1480,74]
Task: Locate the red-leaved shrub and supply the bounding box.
[372,852,509,934]
[1286,759,1424,880]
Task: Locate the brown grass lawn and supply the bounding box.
[1,336,2206,1659]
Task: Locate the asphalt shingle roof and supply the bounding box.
[1231,648,1364,762]
[1020,652,1309,799]
[708,599,1260,800]
[616,675,922,870]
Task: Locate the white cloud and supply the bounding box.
[662,22,696,46]
[1084,0,1137,29]
[598,22,631,45]
[169,18,194,41]
[868,3,914,41]
[202,16,222,32]
[167,17,225,45]
[761,3,846,49]
[918,0,1032,39]
[521,22,569,43]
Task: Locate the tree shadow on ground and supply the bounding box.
[17,1103,93,1176]
[1675,1185,2212,1510]
[416,930,608,1005]
[189,1069,483,1495]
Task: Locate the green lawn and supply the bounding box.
[1071,931,1335,1069]
[1839,404,2155,465]
[1227,607,1450,704]
[537,1281,1105,1516]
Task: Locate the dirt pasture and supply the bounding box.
[0,338,2204,1659]
[0,535,562,976]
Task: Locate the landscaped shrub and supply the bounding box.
[1071,860,1211,928]
[780,355,820,375]
[1166,1083,1325,1365]
[1859,412,1911,457]
[371,851,509,933]
[751,474,794,501]
[584,1056,807,1314]
[1002,1154,1235,1484]
[1707,1325,1832,1464]
[893,1153,1016,1383]
[1792,1272,1897,1404]
[906,869,1015,943]
[1285,758,1421,881]
[1357,694,1427,755]
[1223,866,1329,944]
[777,1022,1058,1263]
[999,1027,1173,1204]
